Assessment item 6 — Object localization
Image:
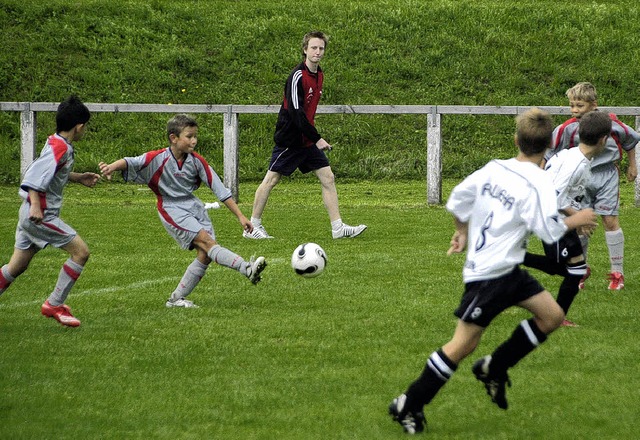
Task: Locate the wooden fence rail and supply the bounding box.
[2,102,640,205]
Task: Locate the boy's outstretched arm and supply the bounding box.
[69,172,100,187]
[222,198,253,233]
[447,216,468,256]
[98,159,127,180]
[626,147,637,182]
[563,208,598,231]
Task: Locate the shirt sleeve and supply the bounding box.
[286,70,321,144]
[521,180,568,244]
[193,153,233,202]
[445,171,479,222]
[20,143,66,193]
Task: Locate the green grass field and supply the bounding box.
[1,179,638,439]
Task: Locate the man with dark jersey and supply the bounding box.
[243,31,366,240]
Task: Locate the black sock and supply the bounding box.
[523,253,567,276]
[405,349,457,411]
[489,319,548,375]
[556,262,587,315]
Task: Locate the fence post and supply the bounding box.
[427,111,442,204]
[20,105,37,178]
[223,107,239,201]
[636,116,640,207]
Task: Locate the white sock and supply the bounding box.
[207,245,248,274]
[605,229,624,273]
[48,258,84,306]
[331,219,343,231]
[251,217,262,228]
[170,259,208,301]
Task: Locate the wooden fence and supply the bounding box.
[2,102,640,205]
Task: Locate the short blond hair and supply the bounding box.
[301,31,328,57]
[516,108,553,155]
[566,82,597,102]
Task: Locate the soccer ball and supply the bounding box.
[291,243,327,278]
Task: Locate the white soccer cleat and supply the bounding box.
[243,225,273,239]
[246,256,267,284]
[332,223,367,239]
[166,298,199,308]
[204,202,220,210]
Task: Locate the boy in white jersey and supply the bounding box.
[524,111,611,327]
[544,82,640,290]
[388,108,597,434]
[99,114,266,308]
[0,96,100,327]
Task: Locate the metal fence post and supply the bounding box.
[223,106,239,201]
[20,104,37,178]
[427,110,442,205]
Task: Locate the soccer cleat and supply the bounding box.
[166,298,199,308]
[578,265,591,290]
[332,223,367,239]
[41,300,81,327]
[472,355,511,410]
[607,272,624,290]
[388,394,426,435]
[246,256,267,284]
[243,225,273,239]
[561,319,578,327]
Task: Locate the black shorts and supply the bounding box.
[542,229,584,264]
[268,145,330,176]
[454,266,545,327]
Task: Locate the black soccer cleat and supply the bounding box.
[472,355,512,410]
[388,394,426,434]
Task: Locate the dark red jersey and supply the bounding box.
[274,62,323,148]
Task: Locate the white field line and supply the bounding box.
[0,276,176,309]
[0,257,287,310]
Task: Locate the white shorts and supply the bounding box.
[586,163,620,216]
[15,202,77,250]
[158,199,215,250]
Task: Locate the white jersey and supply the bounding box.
[446,158,567,283]
[544,148,592,215]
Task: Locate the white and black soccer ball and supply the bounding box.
[291,243,327,278]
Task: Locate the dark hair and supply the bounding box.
[578,111,612,146]
[56,95,90,132]
[515,108,553,155]
[167,114,198,141]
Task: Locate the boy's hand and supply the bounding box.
[98,161,114,180]
[28,204,43,224]
[79,172,100,188]
[576,208,598,228]
[240,217,253,233]
[447,230,467,255]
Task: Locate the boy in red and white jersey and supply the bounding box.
[0,95,100,327]
[100,114,266,308]
[544,82,640,290]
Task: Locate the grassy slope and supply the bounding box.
[1,0,640,183]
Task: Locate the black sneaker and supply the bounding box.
[388,394,426,434]
[472,355,511,410]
